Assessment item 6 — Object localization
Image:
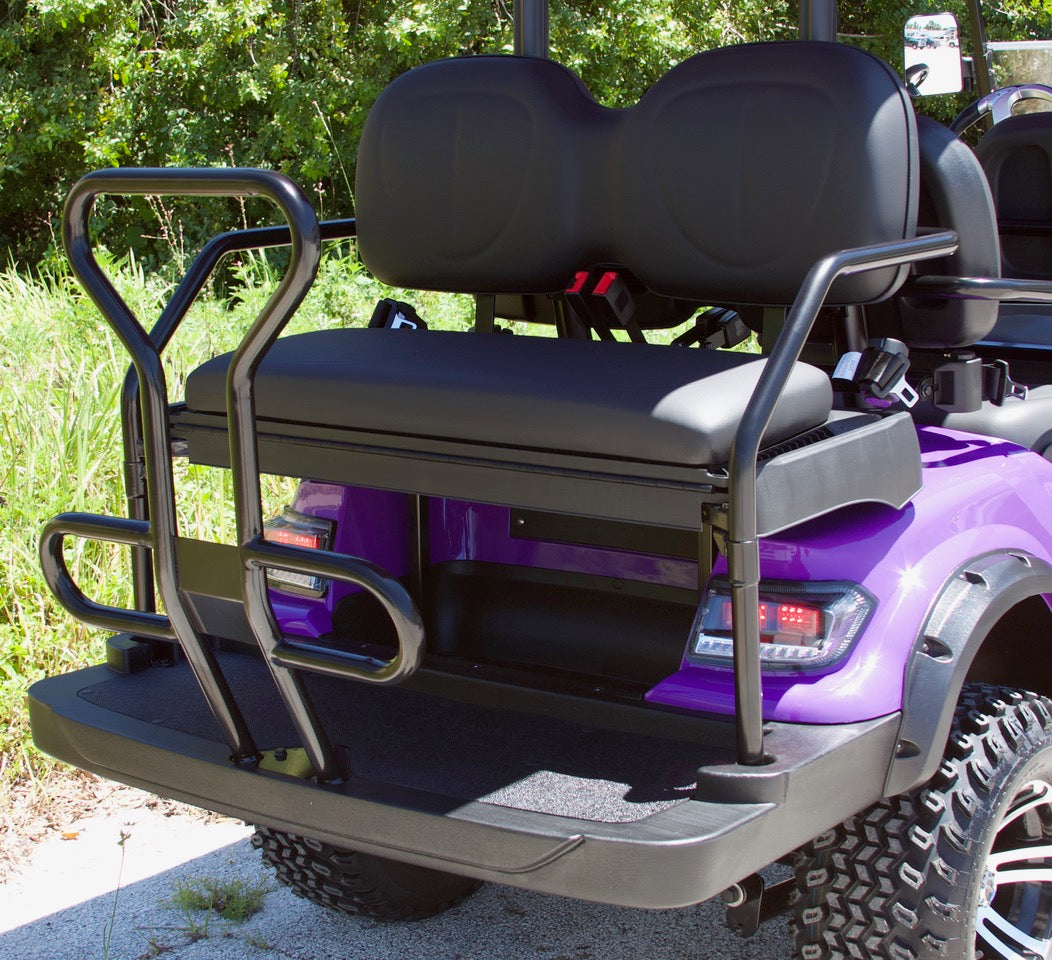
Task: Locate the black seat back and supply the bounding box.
[355,42,919,308]
[868,116,1002,349]
[976,112,1052,282]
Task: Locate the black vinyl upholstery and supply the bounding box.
[183,43,926,523]
[185,328,832,466]
[356,43,918,305]
[976,112,1052,281]
[868,116,1001,349]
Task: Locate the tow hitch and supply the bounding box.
[722,873,799,938]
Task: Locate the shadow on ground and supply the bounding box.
[0,819,795,960]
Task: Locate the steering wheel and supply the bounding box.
[904,63,929,97]
[951,83,1052,135]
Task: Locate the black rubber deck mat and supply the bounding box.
[77,650,724,823]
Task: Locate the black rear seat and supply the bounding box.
[186,328,832,466]
[177,42,928,535]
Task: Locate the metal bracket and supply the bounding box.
[722,873,798,938]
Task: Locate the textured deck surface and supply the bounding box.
[79,651,727,823]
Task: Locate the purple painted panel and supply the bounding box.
[429,499,698,589]
[647,427,1052,722]
[270,482,412,638]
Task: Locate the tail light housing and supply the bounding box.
[689,578,875,671]
[263,509,334,597]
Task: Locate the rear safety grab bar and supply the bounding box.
[60,168,420,781]
[245,537,424,685]
[40,513,175,641]
[729,228,959,765]
[56,166,958,775]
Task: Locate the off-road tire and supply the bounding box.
[793,683,1052,959]
[252,825,482,921]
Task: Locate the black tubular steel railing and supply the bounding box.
[46,168,422,781]
[121,218,357,613]
[728,229,959,763]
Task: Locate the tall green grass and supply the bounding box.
[0,249,473,788]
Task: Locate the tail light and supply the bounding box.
[690,579,875,671]
[263,509,334,596]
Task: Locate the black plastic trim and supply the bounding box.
[885,550,1052,796]
[29,663,899,909]
[509,509,699,560]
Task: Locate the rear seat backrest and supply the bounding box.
[355,42,919,307]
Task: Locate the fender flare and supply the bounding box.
[884,550,1052,797]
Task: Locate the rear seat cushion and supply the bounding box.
[184,329,832,467]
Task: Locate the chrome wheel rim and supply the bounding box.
[976,779,1052,959]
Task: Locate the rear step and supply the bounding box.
[29,649,899,909]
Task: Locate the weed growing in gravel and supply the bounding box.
[101,829,132,960]
[167,875,271,923]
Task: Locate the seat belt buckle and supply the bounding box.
[984,359,1028,406]
[369,298,427,331]
[833,339,918,408]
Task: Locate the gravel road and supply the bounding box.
[0,790,796,960]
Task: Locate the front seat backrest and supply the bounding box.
[976,111,1052,281]
[355,42,919,308]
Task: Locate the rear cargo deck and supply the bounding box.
[30,646,901,908]
[76,649,709,823]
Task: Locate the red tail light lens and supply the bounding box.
[693,579,874,670]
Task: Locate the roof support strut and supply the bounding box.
[799,0,837,41]
[514,0,549,58]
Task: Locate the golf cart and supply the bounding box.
[26,0,1052,955]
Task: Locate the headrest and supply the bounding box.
[356,42,918,305]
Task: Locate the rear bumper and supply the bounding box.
[30,661,898,909]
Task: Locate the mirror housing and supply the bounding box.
[904,12,964,95]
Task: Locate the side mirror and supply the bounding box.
[904,12,964,95]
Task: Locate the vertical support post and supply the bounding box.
[409,495,430,611]
[514,0,549,58]
[965,0,993,100]
[120,368,155,615]
[799,0,837,42]
[474,294,496,334]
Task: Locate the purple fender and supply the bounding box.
[648,426,1052,724]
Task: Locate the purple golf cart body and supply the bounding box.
[27,0,1052,955]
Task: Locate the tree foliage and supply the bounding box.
[0,0,796,265]
[0,0,1049,267]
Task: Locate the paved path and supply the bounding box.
[0,798,795,959]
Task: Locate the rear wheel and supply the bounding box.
[794,683,1052,959]
[253,825,482,921]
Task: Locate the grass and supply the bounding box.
[166,875,271,924]
[0,246,474,797]
[137,875,272,953]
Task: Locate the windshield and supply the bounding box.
[989,40,1052,92]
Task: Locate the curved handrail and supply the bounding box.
[245,538,425,685]
[727,228,960,765]
[950,84,1052,135]
[60,168,324,765]
[40,513,174,640]
[906,274,1052,303]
